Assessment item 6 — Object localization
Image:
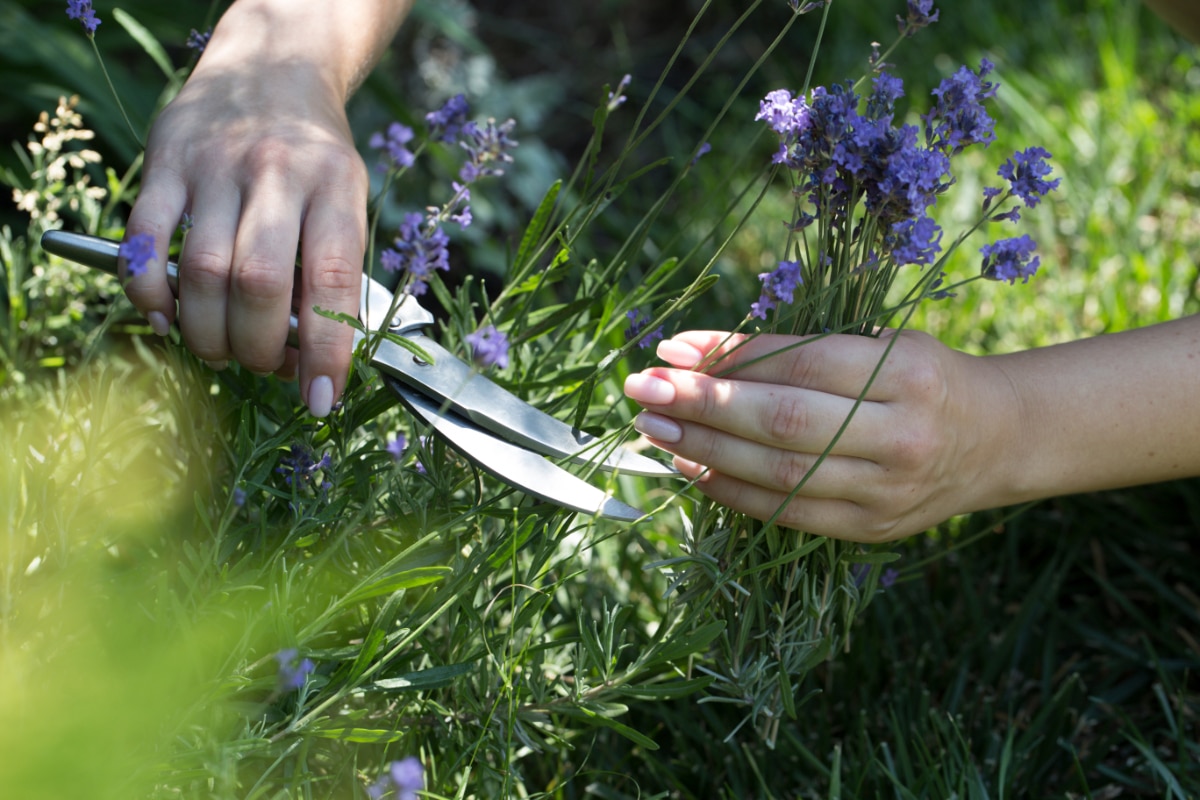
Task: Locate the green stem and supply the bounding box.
[89,37,144,149]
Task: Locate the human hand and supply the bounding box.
[122,45,368,416]
[623,329,1020,542]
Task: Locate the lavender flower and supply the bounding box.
[65,0,100,34]
[186,27,212,52]
[231,487,247,507]
[386,435,407,461]
[275,648,315,690]
[276,444,333,489]
[458,118,518,184]
[888,214,943,266]
[880,568,900,589]
[367,757,425,800]
[607,74,632,111]
[924,60,998,154]
[690,141,713,166]
[897,0,939,36]
[755,89,812,164]
[981,234,1041,284]
[625,310,664,349]
[380,212,450,296]
[998,146,1061,208]
[425,93,470,143]
[750,260,803,320]
[369,122,416,170]
[466,324,509,369]
[118,233,155,278]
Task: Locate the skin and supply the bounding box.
[624,317,1200,542]
[122,0,413,416]
[623,0,1200,542]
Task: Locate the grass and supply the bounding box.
[2,0,1199,798]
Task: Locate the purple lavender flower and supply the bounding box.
[447,181,472,228]
[186,27,212,52]
[981,234,1041,283]
[381,212,450,296]
[458,118,518,185]
[607,74,632,111]
[755,89,812,151]
[118,233,155,278]
[65,0,100,34]
[924,60,998,154]
[897,0,939,35]
[750,260,803,320]
[425,93,470,143]
[276,444,333,489]
[888,215,943,266]
[690,141,713,166]
[625,310,664,349]
[275,648,315,690]
[386,435,407,461]
[466,324,509,369]
[998,146,1060,208]
[369,122,416,170]
[367,757,425,800]
[867,72,905,120]
[232,487,247,507]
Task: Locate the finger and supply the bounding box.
[177,184,241,361]
[297,171,367,417]
[658,330,904,401]
[276,347,299,383]
[624,368,886,458]
[226,176,302,374]
[122,170,186,336]
[633,410,880,499]
[675,460,891,543]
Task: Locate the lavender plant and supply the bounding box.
[655,0,1060,746]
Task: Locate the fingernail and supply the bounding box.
[205,360,229,371]
[623,373,676,405]
[147,311,170,337]
[656,339,703,368]
[308,375,334,418]
[634,412,682,444]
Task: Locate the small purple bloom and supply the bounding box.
[425,93,470,143]
[118,233,155,278]
[750,260,803,320]
[186,27,212,52]
[275,648,314,691]
[276,444,333,489]
[897,0,939,35]
[457,118,518,185]
[625,310,664,349]
[867,72,905,119]
[998,146,1060,208]
[65,0,100,34]
[382,212,451,297]
[607,74,632,111]
[369,122,416,170]
[924,60,997,154]
[232,487,247,507]
[466,324,509,369]
[368,757,425,800]
[755,89,812,140]
[880,568,900,589]
[981,234,1041,284]
[690,141,713,166]
[889,215,943,266]
[386,435,407,461]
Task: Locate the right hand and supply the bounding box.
[122,48,369,417]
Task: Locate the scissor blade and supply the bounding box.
[370,334,677,478]
[385,377,645,522]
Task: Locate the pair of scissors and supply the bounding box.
[41,230,676,521]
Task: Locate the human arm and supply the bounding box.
[122,0,413,416]
[623,316,1200,542]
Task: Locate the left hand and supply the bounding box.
[623,329,1019,542]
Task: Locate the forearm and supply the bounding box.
[204,0,414,100]
[987,315,1200,506]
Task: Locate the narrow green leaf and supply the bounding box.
[614,676,713,700]
[650,620,725,665]
[112,9,174,79]
[555,705,659,751]
[343,566,450,604]
[513,180,561,270]
[369,661,476,693]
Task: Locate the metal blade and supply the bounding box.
[369,334,677,478]
[385,377,645,522]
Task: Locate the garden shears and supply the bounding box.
[41,230,675,521]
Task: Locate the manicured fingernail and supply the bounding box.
[205,360,229,371]
[623,373,676,405]
[147,311,170,337]
[308,375,334,418]
[634,412,682,444]
[656,339,703,368]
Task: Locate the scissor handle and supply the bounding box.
[39,230,435,345]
